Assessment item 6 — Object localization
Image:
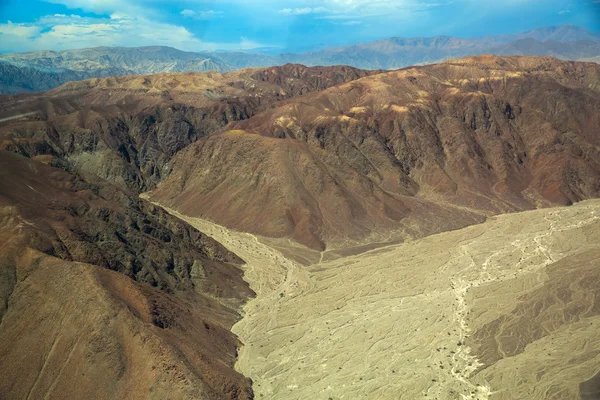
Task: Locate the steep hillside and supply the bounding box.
[0,64,377,399]
[151,56,600,249]
[0,64,377,193]
[4,56,599,252]
[0,60,87,94]
[1,54,600,399]
[0,150,254,399]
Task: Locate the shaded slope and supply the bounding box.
[0,150,254,399]
[0,65,378,398]
[0,60,87,94]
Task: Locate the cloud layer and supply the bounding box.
[0,0,595,53]
[0,12,263,52]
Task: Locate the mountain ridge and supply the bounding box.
[2,25,600,94]
[147,55,600,249]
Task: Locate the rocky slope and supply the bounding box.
[152,56,600,250]
[0,64,378,398]
[0,64,377,193]
[0,150,254,399]
[0,60,88,94]
[4,56,599,252]
[1,57,600,398]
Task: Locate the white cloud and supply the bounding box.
[315,0,453,19]
[279,6,328,15]
[239,36,266,50]
[0,13,264,52]
[0,21,41,37]
[45,0,140,14]
[180,9,196,18]
[44,0,455,22]
[180,9,224,20]
[291,8,313,14]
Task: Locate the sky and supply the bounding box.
[0,0,599,53]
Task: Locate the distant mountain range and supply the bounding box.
[1,24,600,94]
[0,46,233,94]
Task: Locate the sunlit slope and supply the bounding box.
[154,56,600,251]
[158,199,600,400]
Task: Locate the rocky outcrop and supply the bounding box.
[4,56,599,252]
[2,57,600,397]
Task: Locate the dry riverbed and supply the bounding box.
[148,196,600,400]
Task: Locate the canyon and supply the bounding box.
[0,55,599,399]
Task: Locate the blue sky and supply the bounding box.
[0,0,599,53]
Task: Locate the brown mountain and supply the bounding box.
[0,150,254,399]
[1,56,600,398]
[150,56,600,250]
[0,64,378,399]
[0,64,378,193]
[3,25,600,95]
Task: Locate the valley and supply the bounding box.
[152,198,600,400]
[1,54,600,399]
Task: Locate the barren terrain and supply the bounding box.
[2,56,600,399]
[155,199,600,400]
[153,56,600,250]
[0,152,254,400]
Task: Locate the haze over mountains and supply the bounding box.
[2,25,600,94]
[0,46,233,94]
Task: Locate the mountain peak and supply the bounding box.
[520,24,599,42]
